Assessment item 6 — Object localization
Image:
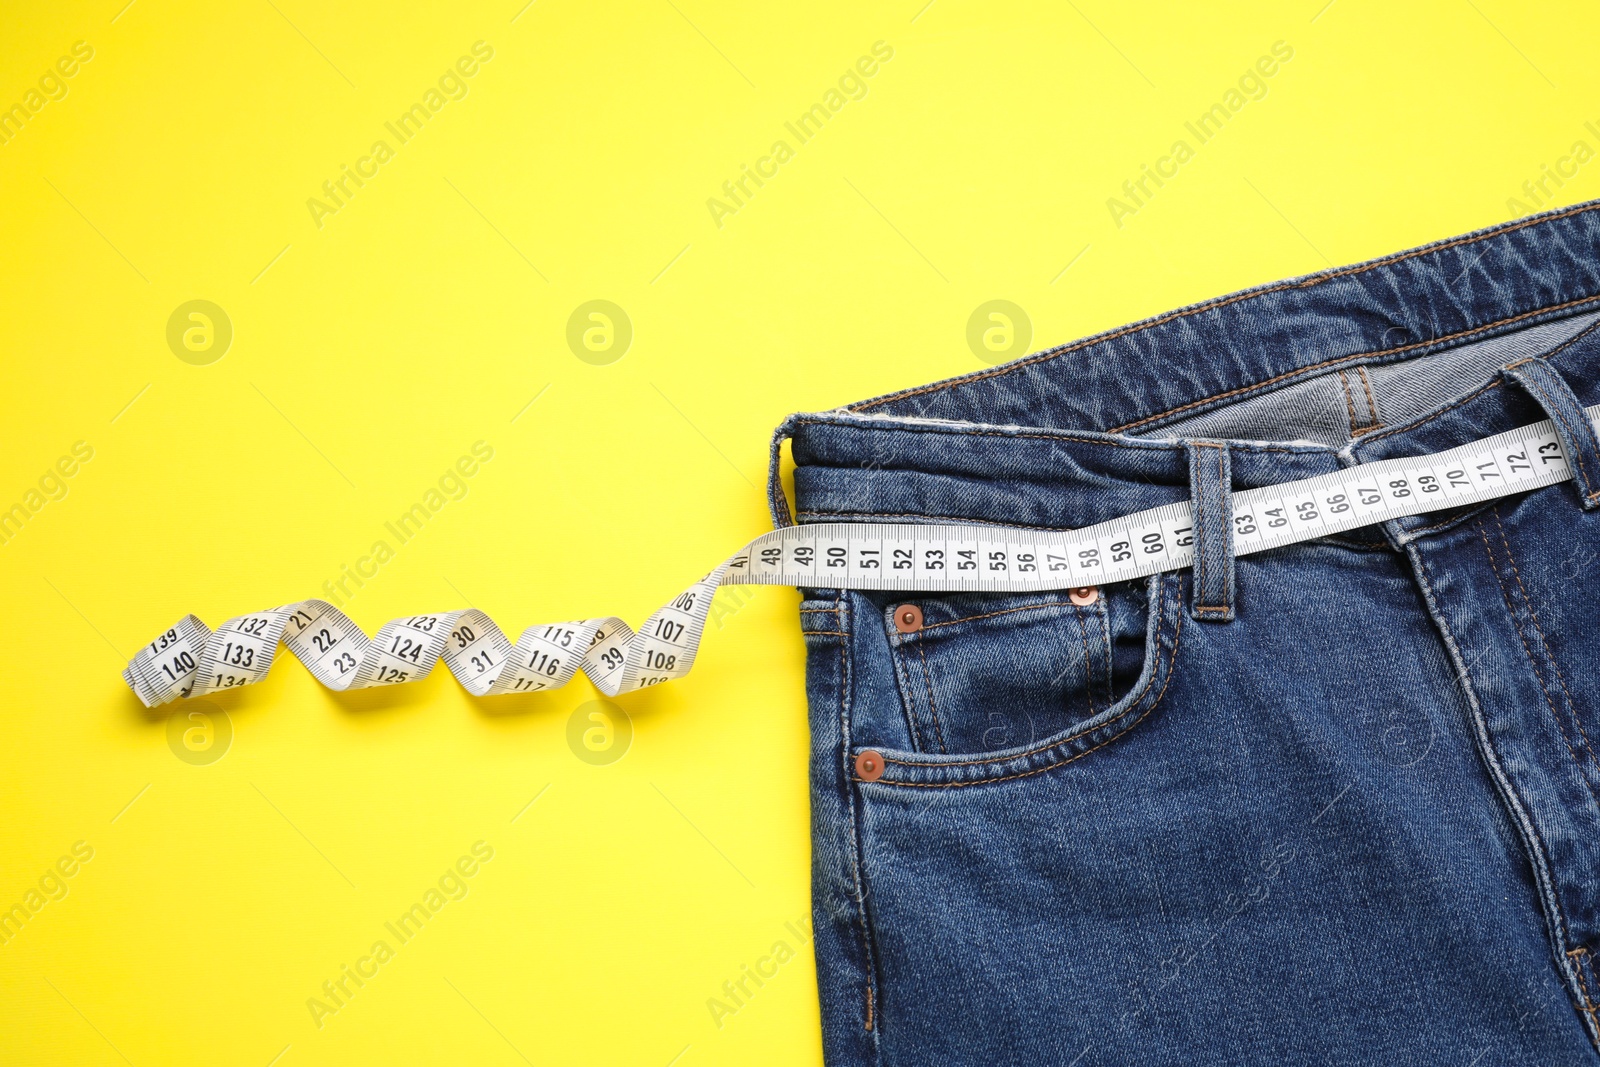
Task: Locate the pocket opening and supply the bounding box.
[856,572,1186,789]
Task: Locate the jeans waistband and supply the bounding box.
[771,199,1600,534]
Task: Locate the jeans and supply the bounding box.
[771,200,1600,1065]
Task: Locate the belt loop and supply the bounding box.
[1503,357,1600,510]
[1186,440,1236,622]
[767,415,802,528]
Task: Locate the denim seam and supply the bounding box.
[1354,317,1596,456]
[1073,607,1097,717]
[1583,952,1600,1027]
[1398,502,1500,541]
[1098,600,1114,700]
[1114,294,1600,434]
[916,639,949,755]
[869,576,1183,782]
[1491,507,1600,784]
[834,594,882,1044]
[796,418,1333,455]
[1319,533,1398,551]
[1352,376,1505,449]
[799,511,1085,531]
[1513,314,1600,365]
[1569,948,1600,1031]
[849,204,1600,420]
[887,624,926,753]
[914,600,1086,631]
[1475,516,1600,814]
[1358,366,1381,429]
[851,202,1600,415]
[1339,369,1359,430]
[1407,545,1599,1052]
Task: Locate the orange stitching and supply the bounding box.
[880,580,1170,766]
[1358,366,1381,428]
[916,638,949,754]
[875,577,1182,776]
[798,421,1327,455]
[1353,377,1506,447]
[864,983,875,1031]
[1117,294,1600,431]
[799,511,1081,531]
[1583,953,1600,1020]
[1492,507,1600,779]
[1518,318,1600,365]
[1476,518,1600,812]
[872,599,1186,788]
[850,202,1600,418]
[1571,948,1600,1021]
[804,630,849,636]
[1339,370,1359,428]
[915,600,1086,631]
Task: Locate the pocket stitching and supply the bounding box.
[870,575,1185,786]
[916,638,950,754]
[881,576,1174,768]
[887,632,926,751]
[914,599,1088,632]
[1071,607,1097,717]
[889,597,1106,751]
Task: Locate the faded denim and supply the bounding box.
[773,201,1600,1065]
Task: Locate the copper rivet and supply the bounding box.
[892,604,923,633]
[1069,586,1099,607]
[855,749,885,782]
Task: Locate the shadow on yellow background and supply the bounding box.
[1,1,1596,1063]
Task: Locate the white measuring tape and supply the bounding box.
[124,408,1599,708]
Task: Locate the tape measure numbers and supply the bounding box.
[124,408,1599,708]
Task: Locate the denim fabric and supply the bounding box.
[1185,439,1235,621]
[776,200,1600,1066]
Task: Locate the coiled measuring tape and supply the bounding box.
[124,408,1599,707]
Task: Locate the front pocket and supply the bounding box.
[884,579,1152,756]
[859,571,1186,789]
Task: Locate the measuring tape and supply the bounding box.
[123,408,1599,708]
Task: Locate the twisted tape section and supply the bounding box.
[124,567,726,708]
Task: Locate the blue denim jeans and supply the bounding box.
[773,201,1600,1065]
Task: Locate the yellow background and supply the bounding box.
[2,1,1598,1063]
